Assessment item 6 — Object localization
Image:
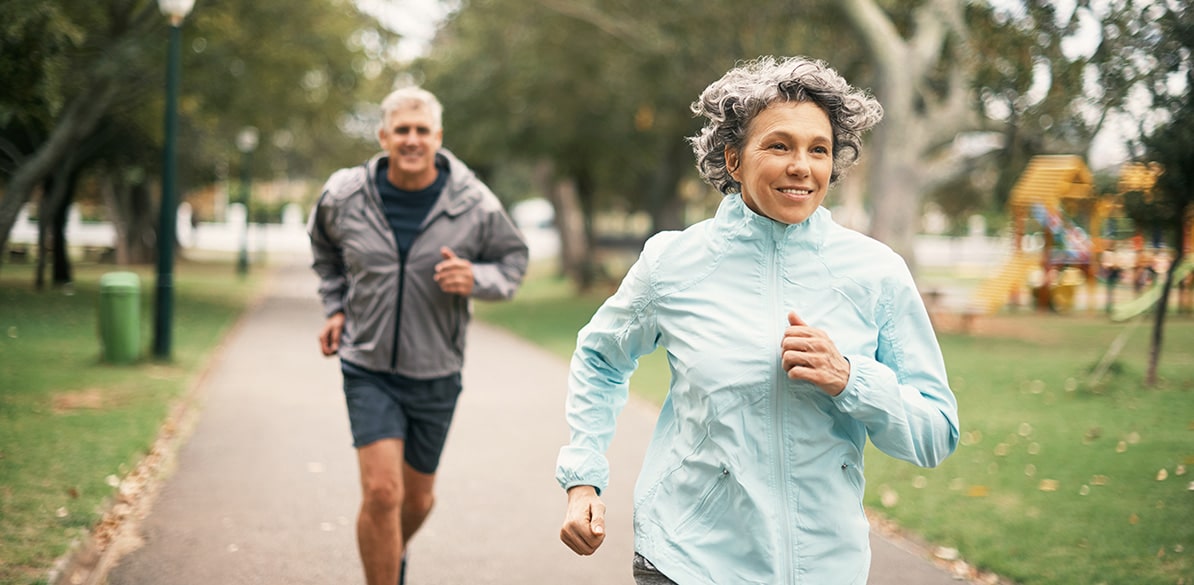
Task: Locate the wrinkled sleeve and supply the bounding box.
[555,247,660,495]
[470,201,529,301]
[307,189,347,319]
[832,266,959,468]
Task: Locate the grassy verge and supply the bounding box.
[477,267,1194,585]
[0,260,263,585]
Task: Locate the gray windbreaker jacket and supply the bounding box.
[308,149,529,378]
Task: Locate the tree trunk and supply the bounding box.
[573,167,602,291]
[50,171,77,285]
[100,168,156,265]
[0,79,118,273]
[35,157,81,288]
[100,171,131,265]
[648,136,689,233]
[1145,203,1188,387]
[534,159,590,286]
[838,0,970,274]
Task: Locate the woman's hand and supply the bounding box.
[781,311,850,396]
[560,485,606,555]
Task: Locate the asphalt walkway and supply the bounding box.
[99,261,977,585]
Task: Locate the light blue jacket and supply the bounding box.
[556,195,959,585]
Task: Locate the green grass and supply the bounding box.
[477,268,1194,585]
[0,259,263,585]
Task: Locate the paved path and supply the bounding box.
[102,262,974,585]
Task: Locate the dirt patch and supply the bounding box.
[51,389,106,413]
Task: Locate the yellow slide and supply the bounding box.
[969,252,1038,315]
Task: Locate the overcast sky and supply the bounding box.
[355,0,451,62]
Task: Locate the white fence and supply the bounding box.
[8,202,1011,269]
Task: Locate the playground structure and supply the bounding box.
[1107,162,1194,320]
[971,155,1103,314]
[970,156,1194,318]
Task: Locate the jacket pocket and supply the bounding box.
[671,466,731,536]
[841,457,866,515]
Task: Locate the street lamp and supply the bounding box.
[235,126,258,277]
[153,0,195,360]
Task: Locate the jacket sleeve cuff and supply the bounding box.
[556,446,610,496]
[832,353,899,417]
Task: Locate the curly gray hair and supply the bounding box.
[688,56,884,194]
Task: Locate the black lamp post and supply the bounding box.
[236,126,258,277]
[153,0,195,360]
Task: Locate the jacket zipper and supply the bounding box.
[390,246,407,370]
[769,228,796,584]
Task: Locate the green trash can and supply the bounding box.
[98,272,141,364]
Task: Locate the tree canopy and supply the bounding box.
[0,0,402,272]
[410,0,1175,277]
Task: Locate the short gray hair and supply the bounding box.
[688,56,884,194]
[379,86,444,131]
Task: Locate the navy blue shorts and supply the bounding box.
[340,361,463,474]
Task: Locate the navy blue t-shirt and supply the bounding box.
[376,157,449,256]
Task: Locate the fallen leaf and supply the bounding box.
[56,507,68,518]
[1127,431,1141,444]
[1176,465,1187,476]
[949,478,966,491]
[1079,485,1090,496]
[228,544,239,552]
[1188,481,1194,492]
[1039,479,1059,492]
[994,443,1009,456]
[1025,464,1037,477]
[967,485,989,497]
[6,326,17,338]
[880,485,899,508]
[1157,547,1166,559]
[1157,468,1169,481]
[934,547,959,561]
[1129,513,1139,525]
[105,475,120,488]
[1091,475,1109,486]
[1084,427,1102,443]
[912,476,928,489]
[1116,441,1128,453]
[1176,544,1185,553]
[1019,422,1033,437]
[1027,442,1041,455]
[1064,378,1078,392]
[67,487,79,499]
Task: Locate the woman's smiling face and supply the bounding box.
[725,100,834,225]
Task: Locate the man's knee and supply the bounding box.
[404,490,435,518]
[361,476,404,513]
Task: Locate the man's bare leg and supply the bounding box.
[357,439,404,585]
[401,463,438,542]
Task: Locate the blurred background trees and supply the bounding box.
[1,0,1189,290]
[414,0,1185,283]
[0,0,398,284]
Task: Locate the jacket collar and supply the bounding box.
[716,193,831,247]
[364,148,482,218]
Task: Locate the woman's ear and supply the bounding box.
[724,146,740,182]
